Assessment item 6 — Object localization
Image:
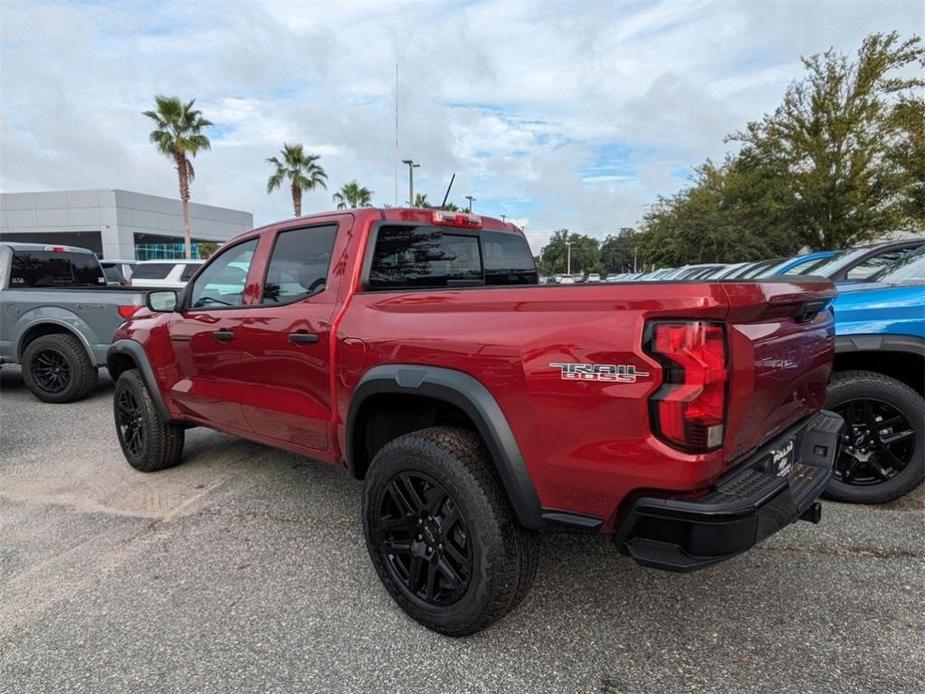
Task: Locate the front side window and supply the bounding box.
[261,225,337,304]
[189,239,257,308]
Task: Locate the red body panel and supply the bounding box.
[114,208,836,532]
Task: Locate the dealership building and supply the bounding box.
[0,189,253,260]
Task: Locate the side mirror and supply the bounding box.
[146,290,178,312]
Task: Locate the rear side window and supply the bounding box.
[131,263,174,280]
[9,251,104,288]
[368,226,536,290]
[261,225,337,304]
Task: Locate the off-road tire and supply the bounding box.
[113,369,185,472]
[22,333,98,403]
[362,426,539,636]
[824,370,924,504]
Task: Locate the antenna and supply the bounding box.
[394,63,399,207]
[441,173,456,208]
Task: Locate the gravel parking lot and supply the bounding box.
[1,366,923,694]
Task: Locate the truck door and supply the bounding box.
[237,221,342,453]
[167,238,260,432]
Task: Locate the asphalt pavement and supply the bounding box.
[1,366,923,694]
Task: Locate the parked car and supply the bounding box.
[108,207,841,636]
[130,259,203,288]
[754,251,838,278]
[802,239,925,283]
[675,264,728,280]
[0,243,147,402]
[99,259,137,286]
[702,262,751,279]
[586,273,601,283]
[827,247,925,503]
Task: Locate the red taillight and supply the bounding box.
[645,321,728,452]
[117,305,140,319]
[46,245,66,253]
[431,210,482,228]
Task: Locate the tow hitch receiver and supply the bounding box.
[800,501,823,524]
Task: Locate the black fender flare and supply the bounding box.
[834,334,925,356]
[346,364,544,529]
[107,339,172,422]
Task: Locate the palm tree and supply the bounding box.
[332,181,373,209]
[412,193,430,208]
[266,144,328,217]
[144,96,212,259]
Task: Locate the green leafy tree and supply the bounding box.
[266,143,328,217]
[332,181,373,209]
[442,201,460,211]
[636,157,801,267]
[412,193,430,208]
[885,95,925,226]
[600,231,637,273]
[540,229,601,275]
[729,31,924,249]
[198,241,220,259]
[144,96,212,259]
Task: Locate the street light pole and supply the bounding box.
[401,159,420,206]
[565,240,572,275]
[465,195,476,212]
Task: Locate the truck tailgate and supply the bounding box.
[721,280,837,465]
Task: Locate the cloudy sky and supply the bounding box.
[1,1,920,251]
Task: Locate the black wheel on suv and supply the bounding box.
[22,333,98,403]
[824,370,924,504]
[362,426,538,636]
[113,370,185,472]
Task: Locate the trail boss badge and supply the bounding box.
[549,363,650,383]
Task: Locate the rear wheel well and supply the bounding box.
[350,393,479,480]
[833,350,924,396]
[107,353,138,381]
[18,324,86,361]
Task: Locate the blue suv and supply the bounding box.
[827,247,925,503]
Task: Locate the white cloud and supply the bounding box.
[1,0,919,253]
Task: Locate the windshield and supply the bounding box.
[792,252,845,276]
[801,248,865,278]
[869,247,925,283]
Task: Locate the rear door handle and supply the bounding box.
[288,331,319,345]
[213,330,235,342]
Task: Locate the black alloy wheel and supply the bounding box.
[371,472,472,606]
[116,387,145,458]
[30,349,71,394]
[833,397,915,486]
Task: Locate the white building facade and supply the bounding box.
[0,189,253,259]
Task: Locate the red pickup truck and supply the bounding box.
[108,208,843,635]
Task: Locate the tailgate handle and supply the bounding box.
[289,331,319,345]
[213,330,235,342]
[794,299,828,323]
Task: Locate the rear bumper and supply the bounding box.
[614,409,843,572]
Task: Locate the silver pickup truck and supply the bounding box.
[0,242,148,402]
